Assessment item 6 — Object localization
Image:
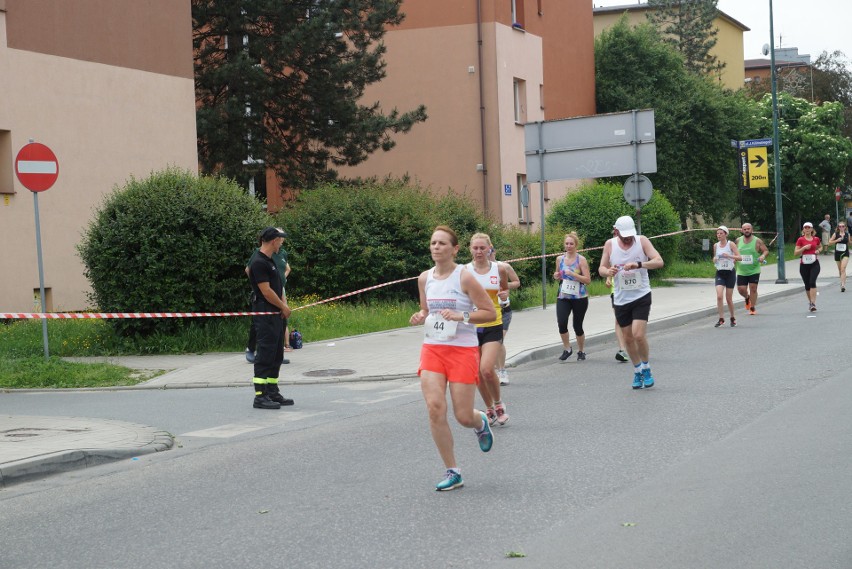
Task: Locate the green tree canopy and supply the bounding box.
[193,0,427,193]
[646,0,724,77]
[547,181,683,272]
[742,94,852,235]
[595,18,753,223]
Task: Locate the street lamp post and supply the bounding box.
[769,0,787,283]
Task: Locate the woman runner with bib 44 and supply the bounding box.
[410,226,497,491]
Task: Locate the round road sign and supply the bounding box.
[623,174,653,208]
[15,143,59,192]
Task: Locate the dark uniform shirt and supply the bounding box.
[249,251,283,307]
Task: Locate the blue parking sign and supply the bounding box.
[504,184,512,196]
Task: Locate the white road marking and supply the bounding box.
[179,411,331,438]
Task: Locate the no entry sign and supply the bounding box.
[15,142,59,192]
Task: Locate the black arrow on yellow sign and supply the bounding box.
[750,154,765,168]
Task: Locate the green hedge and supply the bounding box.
[276,182,491,301]
[77,168,269,335]
[547,182,683,271]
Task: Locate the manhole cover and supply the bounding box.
[303,368,356,378]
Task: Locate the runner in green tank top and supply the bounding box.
[735,223,769,315]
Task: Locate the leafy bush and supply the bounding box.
[276,181,492,301]
[77,168,269,335]
[487,224,566,297]
[546,182,683,271]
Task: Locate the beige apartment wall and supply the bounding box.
[493,24,543,226]
[338,24,486,206]
[0,50,197,312]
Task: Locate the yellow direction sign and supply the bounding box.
[747,147,768,188]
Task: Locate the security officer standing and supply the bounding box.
[249,227,293,409]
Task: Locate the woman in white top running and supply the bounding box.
[712,225,741,328]
[409,226,497,491]
[466,233,510,427]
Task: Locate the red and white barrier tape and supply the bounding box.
[0,311,279,320]
[0,228,778,320]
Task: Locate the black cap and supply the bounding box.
[260,226,287,242]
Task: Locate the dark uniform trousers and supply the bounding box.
[252,299,284,382]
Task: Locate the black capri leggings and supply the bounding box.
[556,297,589,336]
[799,261,820,290]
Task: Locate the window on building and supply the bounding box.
[248,171,268,204]
[517,173,528,223]
[511,0,525,29]
[0,130,13,194]
[514,78,527,124]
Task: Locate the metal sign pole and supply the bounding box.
[33,191,50,359]
[769,0,787,283]
[631,110,642,234]
[537,122,548,310]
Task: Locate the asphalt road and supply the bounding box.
[1,289,851,569]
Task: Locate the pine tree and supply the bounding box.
[646,0,725,77]
[193,0,427,191]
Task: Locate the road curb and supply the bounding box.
[0,430,174,488]
[507,285,802,368]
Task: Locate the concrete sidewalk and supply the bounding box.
[67,258,810,388]
[0,259,826,487]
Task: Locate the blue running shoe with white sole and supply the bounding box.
[435,469,464,491]
[642,368,655,388]
[476,411,494,452]
[632,372,643,389]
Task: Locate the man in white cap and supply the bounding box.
[598,215,665,389]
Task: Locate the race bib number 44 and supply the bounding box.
[424,313,458,341]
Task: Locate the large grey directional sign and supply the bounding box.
[525,109,657,183]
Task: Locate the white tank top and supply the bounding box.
[714,241,735,271]
[465,261,503,327]
[609,237,651,305]
[424,265,477,347]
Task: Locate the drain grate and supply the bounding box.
[303,368,356,378]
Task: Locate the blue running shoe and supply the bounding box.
[476,411,494,452]
[642,368,655,388]
[632,372,643,389]
[435,469,464,491]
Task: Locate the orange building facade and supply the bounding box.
[0,0,198,312]
[323,0,597,227]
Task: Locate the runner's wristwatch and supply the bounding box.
[462,311,470,324]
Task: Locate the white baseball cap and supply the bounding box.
[613,216,637,237]
[803,221,813,228]
[717,225,729,235]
